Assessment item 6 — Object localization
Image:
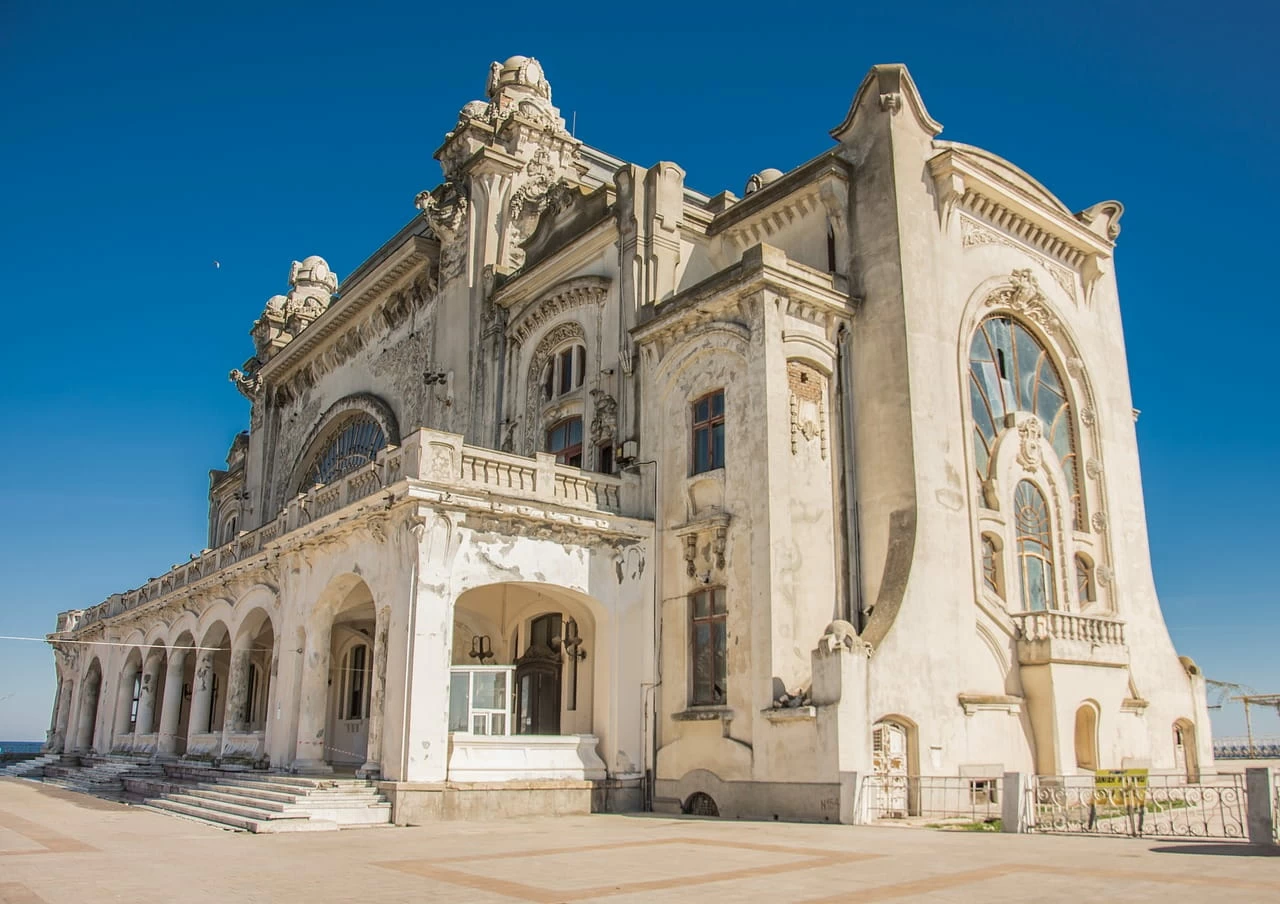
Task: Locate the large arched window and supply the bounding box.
[969,316,1082,528]
[1014,480,1056,611]
[301,414,386,489]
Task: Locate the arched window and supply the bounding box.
[1015,481,1056,611]
[1074,554,1095,606]
[301,414,386,489]
[969,316,1082,528]
[541,343,586,400]
[980,533,1003,599]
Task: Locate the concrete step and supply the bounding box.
[145,798,338,833]
[163,793,301,822]
[193,782,382,806]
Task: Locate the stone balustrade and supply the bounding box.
[1013,610,1126,645]
[1012,610,1128,668]
[57,428,638,632]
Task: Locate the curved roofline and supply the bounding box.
[933,140,1072,217]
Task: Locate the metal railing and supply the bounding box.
[1214,736,1280,759]
[1027,773,1247,838]
[861,775,1003,825]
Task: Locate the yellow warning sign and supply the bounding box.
[1095,768,1148,806]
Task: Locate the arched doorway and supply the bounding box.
[1074,703,1099,772]
[170,631,197,756]
[1174,719,1200,782]
[113,648,143,749]
[325,582,375,768]
[75,658,103,752]
[872,718,917,817]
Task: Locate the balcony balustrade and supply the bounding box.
[57,429,638,633]
[1011,610,1128,668]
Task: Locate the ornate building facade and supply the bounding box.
[43,57,1213,822]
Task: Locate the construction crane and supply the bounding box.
[1205,678,1252,710]
[1234,694,1280,757]
[1207,678,1280,757]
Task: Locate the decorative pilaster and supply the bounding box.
[156,652,187,757]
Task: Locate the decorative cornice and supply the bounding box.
[930,147,1115,302]
[259,234,437,391]
[507,276,610,347]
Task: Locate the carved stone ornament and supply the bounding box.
[878,92,902,113]
[1095,564,1113,586]
[250,256,339,362]
[1080,407,1096,427]
[415,182,470,283]
[817,620,872,656]
[787,361,827,459]
[523,321,587,454]
[961,218,1077,302]
[1016,416,1044,473]
[1091,511,1108,532]
[589,391,617,447]
[983,268,1062,335]
[1085,457,1102,479]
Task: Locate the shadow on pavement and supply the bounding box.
[1148,842,1280,857]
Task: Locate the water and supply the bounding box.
[0,741,43,754]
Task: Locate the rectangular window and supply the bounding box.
[690,587,727,706]
[547,417,583,467]
[692,390,725,474]
[347,645,367,719]
[597,443,614,474]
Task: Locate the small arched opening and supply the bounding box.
[1174,718,1200,782]
[1074,702,1100,773]
[325,581,376,768]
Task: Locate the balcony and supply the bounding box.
[1012,611,1128,668]
[56,429,645,634]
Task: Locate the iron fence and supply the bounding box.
[1027,773,1246,839]
[861,775,1002,826]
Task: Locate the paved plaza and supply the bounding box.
[2,777,1278,903]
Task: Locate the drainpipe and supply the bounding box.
[836,325,864,632]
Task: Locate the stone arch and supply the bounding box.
[523,320,589,455]
[651,324,752,397]
[446,581,611,782]
[872,715,920,817]
[1173,717,1200,782]
[74,656,105,752]
[112,646,145,748]
[287,392,400,499]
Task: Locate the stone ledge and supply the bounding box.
[958,693,1024,716]
[672,707,733,723]
[761,706,817,723]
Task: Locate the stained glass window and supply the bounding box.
[1015,481,1056,611]
[303,414,386,488]
[970,317,1082,528]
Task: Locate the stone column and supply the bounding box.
[223,646,252,735]
[156,652,187,757]
[186,651,216,747]
[359,607,391,778]
[292,620,334,773]
[112,661,141,751]
[134,657,162,736]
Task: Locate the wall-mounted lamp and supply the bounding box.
[469,634,494,664]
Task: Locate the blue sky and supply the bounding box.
[0,1,1275,742]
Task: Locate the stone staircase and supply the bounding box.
[0,754,60,778]
[41,755,162,798]
[137,774,392,833]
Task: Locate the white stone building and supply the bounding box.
[43,57,1213,822]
